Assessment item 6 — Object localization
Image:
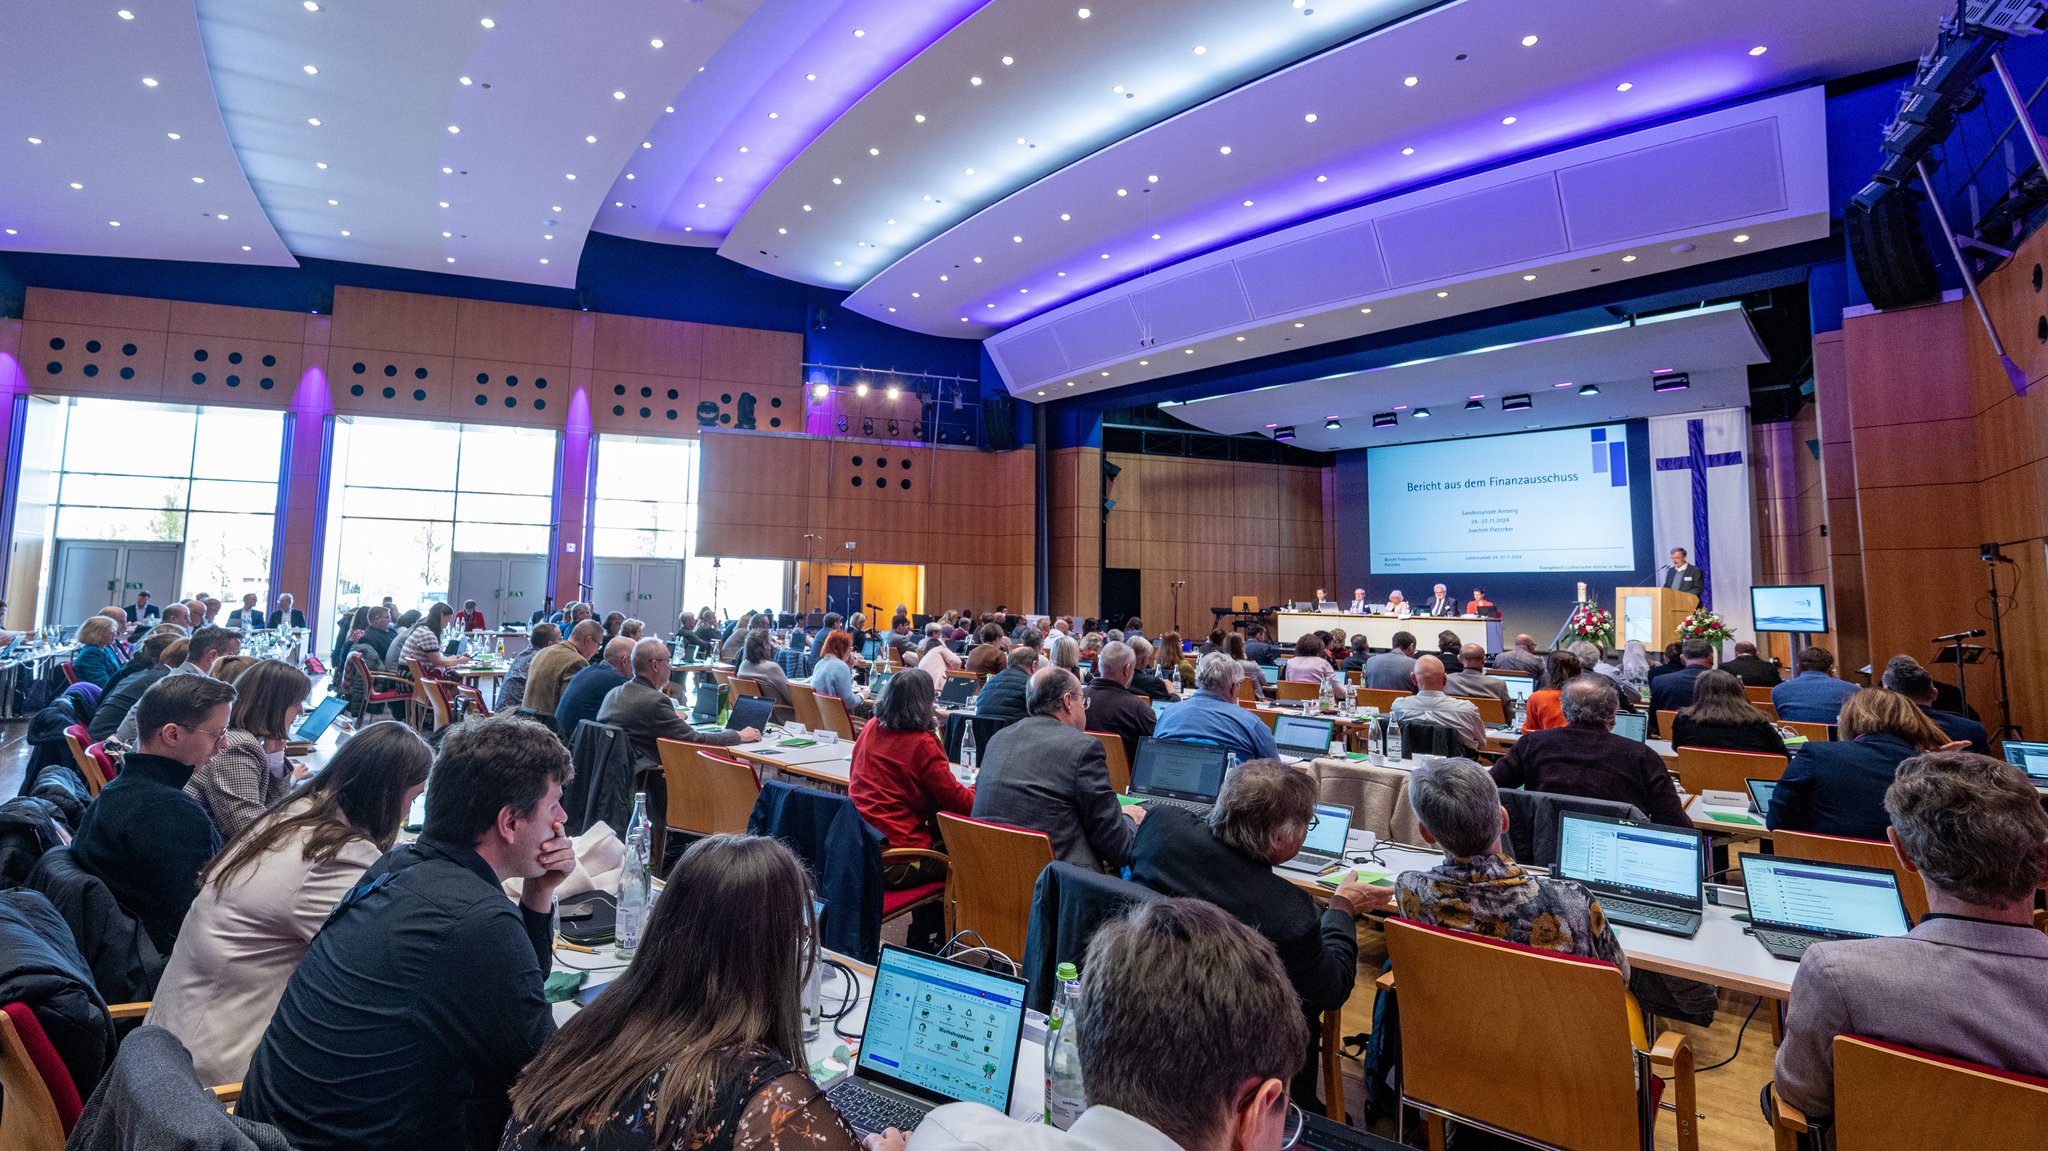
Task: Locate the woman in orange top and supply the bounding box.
[1464,588,1495,615]
[1521,650,1583,731]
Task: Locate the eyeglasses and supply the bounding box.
[180,724,230,745]
[1280,1100,1306,1149]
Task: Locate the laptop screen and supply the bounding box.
[691,682,722,725]
[1743,856,1913,937]
[1502,676,1534,704]
[1261,665,1281,685]
[1273,715,1335,755]
[1611,712,1649,742]
[1744,778,1778,812]
[937,677,976,706]
[861,639,879,660]
[1299,803,1353,859]
[292,696,348,743]
[2004,741,2048,781]
[726,694,774,733]
[1554,812,1703,904]
[1130,738,1228,803]
[856,946,1026,1111]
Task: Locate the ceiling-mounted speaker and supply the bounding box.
[985,395,1016,451]
[1847,185,1941,311]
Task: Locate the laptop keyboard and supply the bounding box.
[1601,897,1700,932]
[1136,795,1212,816]
[827,1081,930,1135]
[1753,928,1816,957]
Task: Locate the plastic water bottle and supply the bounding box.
[616,792,652,959]
[1045,964,1087,1128]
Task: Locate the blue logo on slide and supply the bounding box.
[1590,428,1627,487]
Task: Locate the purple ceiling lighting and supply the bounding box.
[722,0,1425,289]
[845,0,1935,339]
[600,0,993,248]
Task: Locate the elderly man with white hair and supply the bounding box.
[1154,652,1278,764]
[1083,640,1155,760]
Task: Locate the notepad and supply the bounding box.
[1316,869,1394,888]
[777,737,819,749]
[1706,812,1764,826]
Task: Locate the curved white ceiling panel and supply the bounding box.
[195,0,761,287]
[718,0,1428,288]
[0,2,292,266]
[984,87,1829,400]
[596,0,995,249]
[846,0,1934,339]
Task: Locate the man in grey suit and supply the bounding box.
[1774,751,2048,1127]
[1361,631,1418,692]
[971,666,1145,872]
[598,640,760,795]
[1491,633,1546,677]
[1445,643,1511,707]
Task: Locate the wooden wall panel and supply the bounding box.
[451,299,575,366]
[325,350,457,421]
[161,332,304,409]
[15,321,169,401]
[327,287,457,355]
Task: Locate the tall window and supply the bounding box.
[591,434,789,616]
[324,417,556,635]
[30,396,282,605]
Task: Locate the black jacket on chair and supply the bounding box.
[748,782,885,963]
[0,888,117,1102]
[26,845,165,1004]
[66,753,221,960]
[1020,862,1159,1014]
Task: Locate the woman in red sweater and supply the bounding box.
[848,670,974,952]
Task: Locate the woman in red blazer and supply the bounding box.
[848,670,974,951]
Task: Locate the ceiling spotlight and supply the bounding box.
[1372,412,1397,429]
[885,385,901,399]
[811,382,830,400]
[869,147,880,155]
[585,134,597,143]
[613,91,625,100]
[1732,233,1751,243]
[1325,417,1342,430]
[141,76,158,87]
[239,243,249,249]
[446,124,460,133]
[565,172,576,179]
[1147,174,1159,183]
[1077,7,1090,16]
[68,182,82,189]
[169,133,182,140]
[1578,383,1600,396]
[303,64,319,75]
[862,417,877,435]
[1003,55,1014,65]
[1243,199,1254,207]
[1401,147,1414,156]
[1303,112,1318,122]
[191,175,204,183]
[1316,174,1328,182]
[1219,145,1232,154]
[1292,321,1304,328]
[340,229,349,235]
[1521,34,1538,46]
[1193,45,1206,54]
[854,382,869,397]
[459,75,472,85]
[1749,45,1768,55]
[479,17,494,27]
[1414,407,1431,418]
[308,117,321,125]
[1622,253,1637,262]
[1616,81,1634,91]
[1501,115,1518,125]
[1116,188,1127,196]
[1273,425,1297,442]
[303,1,318,9]
[107,220,120,227]
[315,160,326,168]
[1501,393,1533,412]
[328,198,339,205]
[970,76,983,86]
[1522,274,1536,281]
[853,27,865,36]
[1403,76,1418,86]
[1465,398,1484,411]
[1435,290,1449,298]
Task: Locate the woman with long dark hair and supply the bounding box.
[503,836,861,1151]
[146,721,432,1085]
[401,601,469,678]
[1521,651,1583,732]
[1670,669,1788,756]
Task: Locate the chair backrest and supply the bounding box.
[656,739,760,837]
[1398,720,1472,760]
[1753,699,1778,720]
[944,669,982,683]
[1452,694,1508,725]
[729,676,762,699]
[61,728,104,797]
[1274,680,1318,702]
[420,678,456,728]
[935,812,1055,961]
[1780,719,1835,742]
[813,692,856,740]
[1767,830,1930,922]
[454,683,492,718]
[1356,687,1411,713]
[1086,731,1132,794]
[1655,709,1679,738]
[1672,746,1789,797]
[83,742,117,787]
[1743,684,1776,704]
[1236,678,1256,702]
[58,662,75,687]
[0,1003,69,1151]
[786,682,825,731]
[1832,1035,2048,1150]
[1384,918,1645,1151]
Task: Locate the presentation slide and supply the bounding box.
[1752,585,1828,633]
[1368,423,1637,574]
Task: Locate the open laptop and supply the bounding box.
[825,945,1027,1138]
[1740,854,1914,960]
[1261,664,1282,686]
[2003,740,2048,784]
[689,682,724,725]
[1126,737,1229,815]
[1743,778,1779,815]
[291,696,349,744]
[1611,711,1649,742]
[1273,714,1336,765]
[868,670,895,702]
[1278,803,1354,874]
[936,676,976,708]
[861,638,880,661]
[1553,811,1706,937]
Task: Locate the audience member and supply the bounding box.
[238,714,576,1151]
[1489,676,1690,828]
[89,629,180,742]
[71,615,123,689]
[904,899,1306,1151]
[185,659,313,838]
[1082,640,1156,761]
[600,611,627,643]
[400,602,470,678]
[598,640,760,833]
[1283,633,1339,686]
[1224,632,1268,700]
[1390,655,1486,752]
[1361,631,1418,691]
[1767,689,1954,840]
[974,645,1037,722]
[738,630,797,724]
[1772,646,1860,724]
[809,630,870,719]
[1339,634,1371,674]
[497,622,559,713]
[916,630,965,687]
[70,673,234,956]
[1243,623,1281,665]
[1669,669,1790,757]
[147,721,432,1085]
[849,672,973,952]
[556,637,634,739]
[1492,634,1545,676]
[1155,653,1280,764]
[504,836,861,1151]
[154,601,193,636]
[524,619,604,717]
[1520,651,1582,732]
[1774,752,2048,1126]
[1445,643,1510,707]
[971,667,1142,871]
[114,625,234,745]
[964,622,1008,677]
[1647,642,1685,682]
[1571,641,1641,708]
[1880,654,1990,754]
[1127,636,1177,699]
[1648,639,1717,717]
[1128,761,1391,1103]
[1157,631,1195,685]
[1720,640,1784,688]
[209,653,258,684]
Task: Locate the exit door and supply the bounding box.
[449,552,549,630]
[50,541,182,628]
[590,558,684,641]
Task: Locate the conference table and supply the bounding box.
[1273,610,1503,653]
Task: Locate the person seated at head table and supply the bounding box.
[1464,587,1495,616]
[1774,751,2048,1130]
[1421,584,1458,617]
[1767,688,1961,841]
[1382,589,1413,617]
[1347,586,1370,613]
[146,721,432,1086]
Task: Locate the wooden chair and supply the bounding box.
[1355,687,1411,713]
[1768,830,1930,922]
[1655,709,1679,739]
[344,650,413,724]
[453,683,492,719]
[1753,700,1779,720]
[0,1003,70,1151]
[656,740,761,839]
[813,692,857,740]
[935,813,1055,961]
[1275,680,1319,702]
[1672,746,1789,797]
[729,676,763,699]
[787,682,826,731]
[1087,731,1132,794]
[412,673,456,732]
[944,669,983,685]
[1345,670,1363,686]
[1772,1035,2048,1150]
[62,726,106,797]
[1451,694,1508,725]
[83,742,117,791]
[58,662,76,687]
[1743,684,1777,705]
[1383,918,1696,1151]
[1236,678,1259,702]
[1780,719,1834,742]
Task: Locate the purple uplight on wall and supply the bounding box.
[654,0,992,242]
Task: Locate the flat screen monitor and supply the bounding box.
[1751,585,1829,634]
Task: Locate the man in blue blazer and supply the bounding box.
[1771,646,1862,723]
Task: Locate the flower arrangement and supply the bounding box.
[1675,607,1733,645]
[1566,604,1615,648]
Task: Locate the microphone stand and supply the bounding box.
[1986,557,2021,742]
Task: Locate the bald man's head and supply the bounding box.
[1459,642,1486,670]
[1514,634,1537,653]
[602,636,635,675]
[1412,654,1448,691]
[630,638,672,684]
[568,618,605,656]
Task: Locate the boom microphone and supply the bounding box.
[1932,628,1988,642]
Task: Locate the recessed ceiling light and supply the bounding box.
[315,160,326,168]
[970,76,982,86]
[1037,390,1046,395]
[552,205,561,212]
[805,73,816,81]
[1242,199,1254,207]
[117,8,133,17]
[1501,115,1517,125]
[985,303,993,308]
[68,182,82,189]
[540,257,550,264]
[1147,174,1159,183]
[239,243,249,249]
[327,198,339,205]
[442,166,453,173]
[802,204,812,211]
[565,172,576,179]
[1622,253,1637,262]
[446,257,455,263]
[4,228,15,235]
[649,38,663,48]
[27,137,41,144]
[1116,188,1127,197]
[1522,274,1535,281]
[1184,348,1194,354]
[1193,44,1206,54]
[853,27,865,37]
[302,64,319,75]
[642,142,651,148]
[585,135,597,143]
[438,200,448,207]
[1401,146,1415,156]
[1236,335,1247,341]
[972,255,982,262]
[107,220,120,226]
[303,1,318,9]
[1360,307,1372,314]
[168,133,181,140]
[869,147,880,155]
[1303,112,1317,123]
[613,90,625,100]
[1293,322,1305,329]
[1077,7,1090,16]
[339,229,349,235]
[1138,359,1149,365]
[447,124,459,133]
[307,117,320,125]
[1002,55,1014,65]
[1219,145,1232,154]
[1112,85,1123,94]
[459,75,472,85]
[441,230,451,237]
[940,274,948,281]
[544,233,553,239]
[479,17,494,27]
[914,114,926,123]
[1733,234,1751,243]
[141,76,158,87]
[964,166,974,174]
[1315,174,1328,182]
[1100,253,1109,259]
[1151,232,1161,239]
[1403,75,1418,86]
[614,200,622,207]
[912,291,921,297]
[1749,45,1767,55]
[191,175,204,183]
[1435,290,1449,298]
[1521,34,1538,46]
[1616,81,1633,91]
[1012,235,1023,243]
